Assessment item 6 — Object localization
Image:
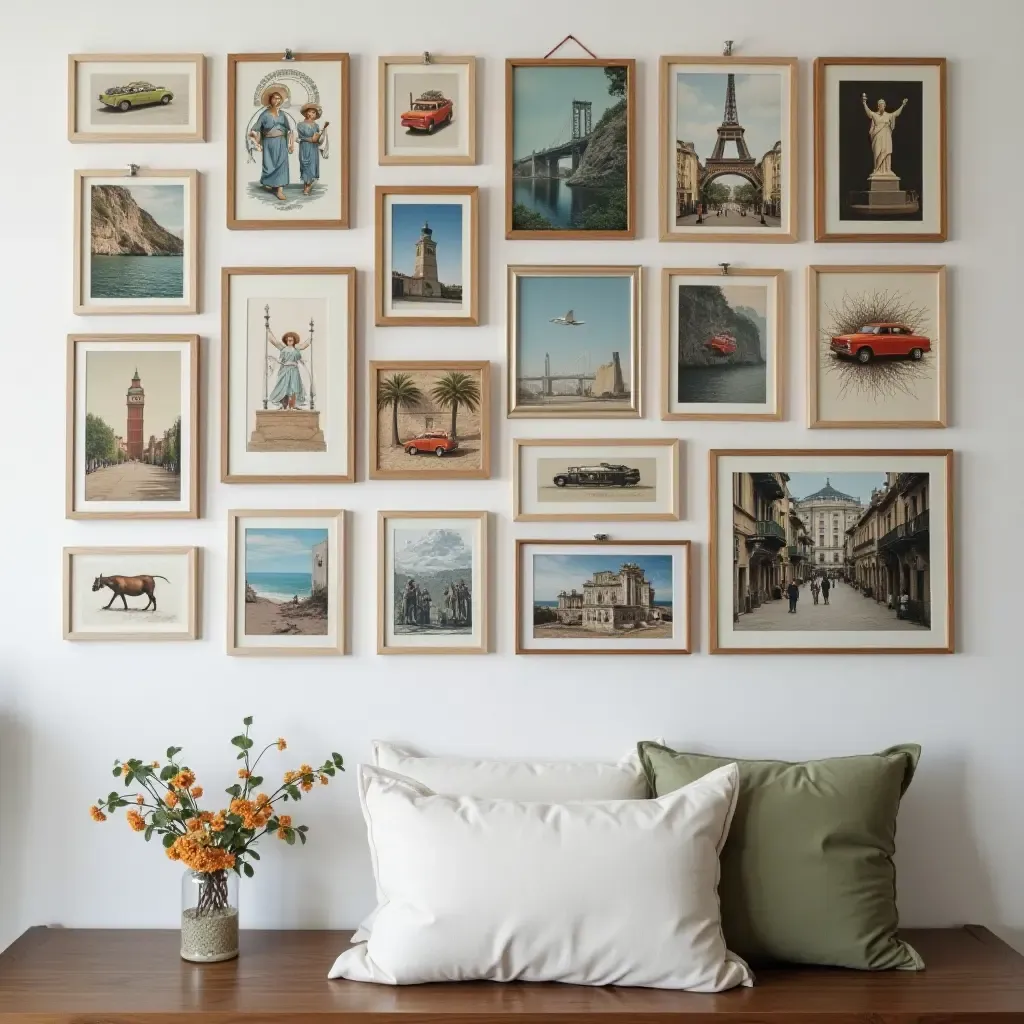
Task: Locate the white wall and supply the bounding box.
[2,0,1022,954]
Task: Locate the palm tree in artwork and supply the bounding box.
[377,373,423,447]
[430,371,481,443]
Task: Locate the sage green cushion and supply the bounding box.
[637,741,924,971]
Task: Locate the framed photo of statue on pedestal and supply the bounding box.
[814,57,946,242]
[221,267,355,484]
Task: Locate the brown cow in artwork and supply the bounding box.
[92,574,170,611]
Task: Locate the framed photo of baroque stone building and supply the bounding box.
[659,56,797,242]
[221,267,355,484]
[814,57,946,242]
[505,57,636,239]
[709,449,954,655]
[370,360,490,480]
[515,539,691,656]
[374,185,479,326]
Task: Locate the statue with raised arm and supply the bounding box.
[861,93,909,176]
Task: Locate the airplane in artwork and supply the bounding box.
[549,309,585,326]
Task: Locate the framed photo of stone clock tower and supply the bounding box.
[814,57,947,242]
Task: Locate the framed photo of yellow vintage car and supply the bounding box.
[68,54,206,143]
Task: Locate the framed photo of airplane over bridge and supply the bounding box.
[659,56,797,242]
[507,265,642,419]
[505,57,636,239]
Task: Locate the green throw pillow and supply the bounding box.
[637,741,924,971]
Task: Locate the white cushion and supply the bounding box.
[329,763,752,991]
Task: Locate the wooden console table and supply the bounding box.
[1,925,1022,1022]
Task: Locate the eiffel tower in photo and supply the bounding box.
[702,73,761,187]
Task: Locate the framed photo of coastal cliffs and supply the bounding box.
[74,169,198,315]
[659,56,797,242]
[221,267,355,484]
[505,57,635,239]
[662,268,783,421]
[227,509,346,656]
[814,57,946,242]
[66,334,199,519]
[227,52,350,229]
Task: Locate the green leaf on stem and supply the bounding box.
[243,861,254,878]
[160,765,176,781]
[297,831,306,845]
[144,824,155,842]
[248,849,260,861]
[286,785,301,801]
[285,830,296,846]
[230,735,247,748]
[248,776,263,788]
[243,716,253,727]
[332,753,344,768]
[297,825,309,833]
[162,833,176,849]
[166,746,182,760]
[113,767,122,778]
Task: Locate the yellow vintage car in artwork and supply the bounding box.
[98,81,174,112]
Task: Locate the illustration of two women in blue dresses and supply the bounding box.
[247,86,329,200]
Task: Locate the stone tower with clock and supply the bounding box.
[126,370,144,460]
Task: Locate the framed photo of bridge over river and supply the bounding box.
[505,57,635,239]
[659,56,797,242]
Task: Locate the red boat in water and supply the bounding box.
[705,332,737,356]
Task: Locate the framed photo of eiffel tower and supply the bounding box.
[659,56,797,242]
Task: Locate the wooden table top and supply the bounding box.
[0,926,1022,1022]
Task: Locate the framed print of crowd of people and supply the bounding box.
[227,53,350,229]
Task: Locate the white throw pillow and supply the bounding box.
[329,763,751,991]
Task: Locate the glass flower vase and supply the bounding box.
[180,868,239,963]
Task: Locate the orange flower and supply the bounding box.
[210,812,227,832]
[278,814,292,828]
[166,844,182,861]
[276,828,289,840]
[170,835,236,873]
[150,761,160,769]
[187,817,203,832]
[136,794,145,805]
[283,770,298,784]
[190,786,204,799]
[164,791,179,808]
[197,811,214,824]
[299,763,313,776]
[126,809,146,832]
[238,769,251,779]
[319,774,328,786]
[276,738,287,751]
[171,770,196,790]
[255,792,272,809]
[301,781,313,792]
[89,806,107,822]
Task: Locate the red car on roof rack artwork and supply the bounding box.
[705,332,737,356]
[405,431,459,457]
[400,91,454,134]
[829,322,931,364]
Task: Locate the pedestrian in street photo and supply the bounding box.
[821,576,831,605]
[898,590,910,620]
[811,578,820,605]
[787,580,800,614]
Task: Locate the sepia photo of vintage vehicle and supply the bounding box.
[552,463,641,488]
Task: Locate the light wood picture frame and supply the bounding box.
[377,510,489,655]
[374,185,479,326]
[68,53,206,143]
[63,546,198,641]
[505,57,636,239]
[74,168,199,315]
[378,55,477,165]
[227,52,350,230]
[220,266,356,484]
[66,334,199,519]
[227,509,346,657]
[709,449,954,655]
[808,265,947,429]
[515,539,692,655]
[507,265,641,419]
[662,267,784,421]
[814,57,947,242]
[513,438,680,522]
[370,360,491,481]
[659,55,797,242]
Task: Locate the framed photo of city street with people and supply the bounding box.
[375,186,479,326]
[814,57,946,242]
[506,57,635,239]
[227,509,346,657]
[709,449,953,654]
[507,265,641,419]
[378,510,488,655]
[513,438,680,522]
[515,539,691,656]
[227,52,350,229]
[659,56,796,242]
[221,267,355,484]
[809,265,947,429]
[66,334,198,519]
[378,55,476,165]
[74,168,199,315]
[662,267,784,420]
[370,360,490,480]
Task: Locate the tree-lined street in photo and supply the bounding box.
[677,202,781,228]
[83,460,182,501]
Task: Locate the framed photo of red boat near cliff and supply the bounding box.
[505,57,635,239]
[662,268,784,421]
[227,53,350,230]
[74,168,198,315]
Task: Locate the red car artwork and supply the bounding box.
[405,431,459,457]
[830,323,931,364]
[705,332,738,356]
[400,92,454,134]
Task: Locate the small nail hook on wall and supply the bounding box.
[127,163,139,177]
[283,48,295,61]
[723,40,734,57]
[719,262,731,276]
[594,533,609,542]
[422,51,433,65]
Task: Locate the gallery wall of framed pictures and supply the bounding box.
[62,40,957,659]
